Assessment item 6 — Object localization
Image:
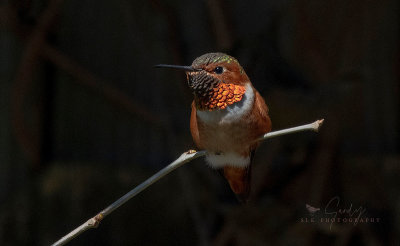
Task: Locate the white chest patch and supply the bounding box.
[206,152,250,169]
[196,83,254,125]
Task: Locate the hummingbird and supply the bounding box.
[156,52,271,202]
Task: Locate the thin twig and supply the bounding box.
[51,119,324,246]
[51,150,205,246]
[258,119,324,141]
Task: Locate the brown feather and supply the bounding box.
[223,166,251,202]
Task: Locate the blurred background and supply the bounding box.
[0,0,399,245]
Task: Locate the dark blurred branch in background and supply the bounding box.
[1,2,165,167]
[10,0,64,167]
[205,0,234,51]
[148,0,192,103]
[41,46,165,128]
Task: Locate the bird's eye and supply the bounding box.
[214,66,224,74]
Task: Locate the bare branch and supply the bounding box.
[51,150,205,246]
[51,119,324,246]
[258,119,324,141]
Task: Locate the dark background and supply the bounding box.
[0,0,399,245]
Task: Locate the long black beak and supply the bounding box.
[154,64,200,72]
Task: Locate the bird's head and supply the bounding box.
[156,52,249,110]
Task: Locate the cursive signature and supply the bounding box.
[324,196,366,229]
